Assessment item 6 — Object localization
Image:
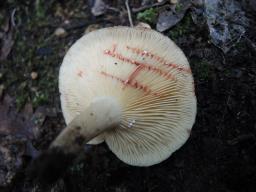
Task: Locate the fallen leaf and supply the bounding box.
[0,94,57,187]
[0,18,14,61]
[204,0,248,53]
[191,0,249,53]
[0,95,35,138]
[156,0,191,32]
[0,95,36,186]
[91,0,107,16]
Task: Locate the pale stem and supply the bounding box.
[51,96,122,154]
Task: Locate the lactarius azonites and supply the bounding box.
[54,26,196,166]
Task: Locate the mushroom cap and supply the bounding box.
[59,26,196,166]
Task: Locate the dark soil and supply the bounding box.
[0,0,256,192]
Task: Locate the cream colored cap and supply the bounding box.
[59,26,196,166]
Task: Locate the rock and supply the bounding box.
[30,71,38,80]
[54,27,67,37]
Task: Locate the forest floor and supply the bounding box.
[0,0,256,192]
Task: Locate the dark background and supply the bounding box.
[0,0,256,191]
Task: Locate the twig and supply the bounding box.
[132,0,168,13]
[106,6,120,13]
[11,8,17,28]
[125,0,134,27]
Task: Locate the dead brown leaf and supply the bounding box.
[0,94,57,187]
[0,95,34,139]
[0,17,14,61]
[156,0,191,32]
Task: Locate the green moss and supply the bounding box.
[175,3,183,12]
[137,8,158,24]
[3,4,62,109]
[168,15,193,40]
[35,0,46,19]
[32,91,49,106]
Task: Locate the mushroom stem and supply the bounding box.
[51,96,122,154]
[27,97,121,185]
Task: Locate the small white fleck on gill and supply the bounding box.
[128,119,136,128]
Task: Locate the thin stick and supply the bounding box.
[11,8,17,27]
[125,0,134,27]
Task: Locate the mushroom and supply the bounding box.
[54,26,197,166]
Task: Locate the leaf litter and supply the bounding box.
[191,0,249,53]
[0,94,57,187]
[0,17,14,61]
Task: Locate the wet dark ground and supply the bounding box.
[0,1,256,192]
